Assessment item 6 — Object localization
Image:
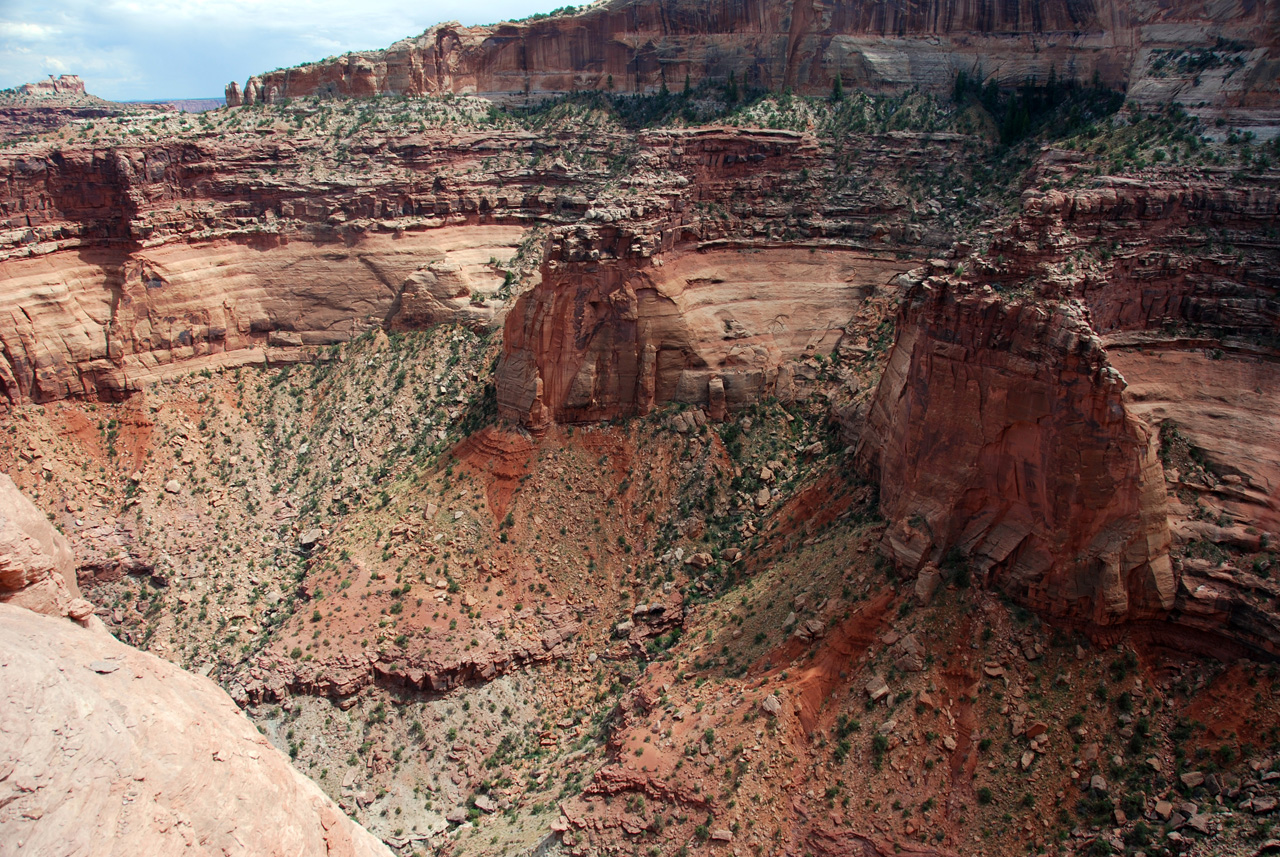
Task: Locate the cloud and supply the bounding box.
[0,22,60,41]
[0,0,566,100]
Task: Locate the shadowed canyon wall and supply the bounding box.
[858,286,1176,626]
[855,155,1279,639]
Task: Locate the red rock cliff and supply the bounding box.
[859,283,1176,625]
[232,0,1280,127]
[15,75,87,99]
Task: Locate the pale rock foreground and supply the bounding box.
[0,472,90,621]
[0,602,392,857]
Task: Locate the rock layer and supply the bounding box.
[0,228,520,402]
[0,131,543,402]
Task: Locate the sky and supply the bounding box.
[0,0,571,101]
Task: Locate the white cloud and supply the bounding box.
[0,22,60,41]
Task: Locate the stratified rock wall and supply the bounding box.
[495,125,928,426]
[859,284,1176,625]
[498,243,909,427]
[234,0,1280,127]
[0,229,522,403]
[0,135,538,403]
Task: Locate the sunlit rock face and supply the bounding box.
[238,0,1278,129]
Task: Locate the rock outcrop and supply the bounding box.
[15,75,88,100]
[229,0,1280,128]
[0,473,393,856]
[858,283,1175,625]
[231,601,583,705]
[499,240,908,427]
[0,472,93,622]
[854,148,1279,636]
[0,603,393,857]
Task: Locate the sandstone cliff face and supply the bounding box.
[495,123,958,427]
[854,147,1279,635]
[15,75,88,99]
[234,0,1279,127]
[0,117,951,412]
[0,130,550,402]
[0,228,521,402]
[859,283,1175,625]
[0,604,393,857]
[499,242,908,427]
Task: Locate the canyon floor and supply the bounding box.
[2,77,1280,857]
[7,327,1280,857]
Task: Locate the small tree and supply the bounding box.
[831,73,844,102]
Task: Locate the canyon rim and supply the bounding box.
[2,1,1280,856]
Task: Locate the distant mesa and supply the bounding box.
[2,73,108,108]
[0,74,119,142]
[0,75,224,143]
[15,74,87,99]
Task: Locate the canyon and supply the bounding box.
[1,0,1279,855]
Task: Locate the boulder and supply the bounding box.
[914,564,942,604]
